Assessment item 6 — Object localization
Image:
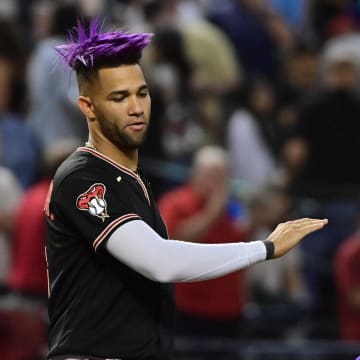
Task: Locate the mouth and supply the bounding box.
[126,122,147,131]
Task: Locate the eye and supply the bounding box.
[138,91,149,98]
[112,97,125,102]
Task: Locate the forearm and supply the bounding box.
[106,220,270,283]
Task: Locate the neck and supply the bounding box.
[87,135,138,172]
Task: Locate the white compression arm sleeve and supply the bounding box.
[105,219,267,283]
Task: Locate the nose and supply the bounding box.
[128,96,144,117]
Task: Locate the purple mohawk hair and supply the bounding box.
[55,18,153,70]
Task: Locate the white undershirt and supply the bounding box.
[105,220,267,283]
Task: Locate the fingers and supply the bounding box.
[290,218,328,225]
[291,220,327,235]
[282,218,326,231]
[275,218,328,232]
[276,218,327,227]
[295,220,328,235]
[269,218,328,238]
[292,218,327,226]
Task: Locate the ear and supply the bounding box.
[78,96,96,121]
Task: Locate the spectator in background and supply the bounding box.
[29,0,55,43]
[276,44,319,149]
[134,0,242,100]
[321,31,360,86]
[146,25,204,171]
[0,167,23,291]
[227,78,280,192]
[7,138,78,298]
[159,146,249,339]
[284,49,360,338]
[0,139,77,360]
[178,3,243,144]
[246,185,306,338]
[27,3,87,150]
[208,0,280,79]
[0,33,39,188]
[0,17,27,114]
[334,210,360,342]
[142,0,242,143]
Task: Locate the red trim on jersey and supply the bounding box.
[93,213,141,251]
[45,246,50,298]
[77,147,150,205]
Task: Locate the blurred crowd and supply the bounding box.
[1,0,360,359]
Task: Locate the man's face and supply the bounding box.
[89,64,151,150]
[325,60,358,91]
[194,163,229,195]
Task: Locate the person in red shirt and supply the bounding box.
[8,139,77,297]
[7,179,50,297]
[334,230,360,341]
[159,146,248,337]
[0,140,77,360]
[0,179,50,360]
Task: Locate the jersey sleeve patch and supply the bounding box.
[93,213,141,251]
[76,183,110,222]
[52,170,144,253]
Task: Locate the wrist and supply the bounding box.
[262,240,275,260]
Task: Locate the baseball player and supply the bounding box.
[45,19,328,360]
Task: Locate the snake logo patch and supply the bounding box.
[76,183,110,222]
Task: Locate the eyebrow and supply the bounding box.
[107,84,149,98]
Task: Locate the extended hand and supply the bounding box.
[267,218,328,258]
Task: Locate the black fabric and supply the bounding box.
[175,311,243,338]
[46,148,175,359]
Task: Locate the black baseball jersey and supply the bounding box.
[45,147,175,359]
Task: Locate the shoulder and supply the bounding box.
[52,150,131,201]
[53,151,98,189]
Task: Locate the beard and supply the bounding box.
[98,117,149,150]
